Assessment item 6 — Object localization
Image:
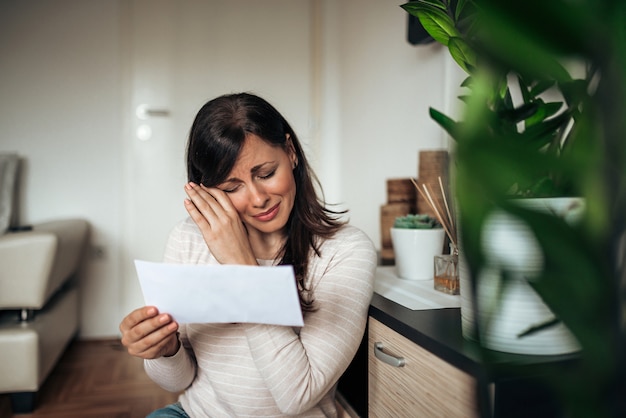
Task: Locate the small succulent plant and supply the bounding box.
[393,214,441,229]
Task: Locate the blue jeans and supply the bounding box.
[146,402,191,418]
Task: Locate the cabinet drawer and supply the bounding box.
[368,317,478,417]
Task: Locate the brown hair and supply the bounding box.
[186,93,346,311]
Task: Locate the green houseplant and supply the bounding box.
[402,0,626,417]
[392,214,441,229]
[403,0,591,199]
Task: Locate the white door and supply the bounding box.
[121,0,315,315]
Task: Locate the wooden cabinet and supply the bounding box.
[368,317,479,417]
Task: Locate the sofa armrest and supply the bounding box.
[0,218,89,309]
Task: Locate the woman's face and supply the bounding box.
[217,134,297,237]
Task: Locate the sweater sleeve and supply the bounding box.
[244,226,376,414]
[143,329,197,392]
[143,220,199,392]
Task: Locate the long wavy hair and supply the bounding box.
[186,92,346,311]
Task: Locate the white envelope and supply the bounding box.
[135,260,304,327]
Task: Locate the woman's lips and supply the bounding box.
[253,203,280,222]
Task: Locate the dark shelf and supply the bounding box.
[337,292,580,417]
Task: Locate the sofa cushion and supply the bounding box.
[0,219,89,309]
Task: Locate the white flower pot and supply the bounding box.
[459,197,584,355]
[390,227,445,280]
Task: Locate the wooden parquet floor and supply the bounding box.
[0,340,180,418]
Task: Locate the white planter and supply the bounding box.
[391,227,445,280]
[459,197,584,355]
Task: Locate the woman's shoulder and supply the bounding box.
[167,217,203,243]
[330,224,374,244]
[167,216,202,237]
[164,217,214,264]
[172,216,200,230]
[319,224,376,257]
[306,224,377,291]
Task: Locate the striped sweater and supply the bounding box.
[144,217,376,417]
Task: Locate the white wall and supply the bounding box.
[0,0,458,338]
[334,0,453,246]
[0,0,125,337]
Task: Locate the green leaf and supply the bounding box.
[460,75,473,88]
[516,74,532,104]
[455,0,468,22]
[473,0,599,56]
[559,79,589,109]
[520,112,570,144]
[414,0,447,11]
[498,102,539,124]
[517,317,561,338]
[457,95,471,104]
[448,37,476,74]
[402,3,459,46]
[400,1,446,17]
[525,101,563,128]
[530,80,557,97]
[458,2,575,82]
[429,107,461,140]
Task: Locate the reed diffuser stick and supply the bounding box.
[423,184,455,245]
[439,177,454,231]
[410,177,457,249]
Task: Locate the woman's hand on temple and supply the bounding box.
[184,182,257,265]
[119,306,180,359]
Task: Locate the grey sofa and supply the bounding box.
[0,153,89,413]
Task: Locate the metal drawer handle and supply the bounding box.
[374,342,405,367]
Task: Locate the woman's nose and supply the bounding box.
[249,184,270,207]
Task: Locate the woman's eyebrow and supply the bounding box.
[222,161,276,183]
[250,161,276,174]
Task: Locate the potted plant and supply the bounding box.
[402,0,625,416]
[403,0,594,356]
[390,214,445,280]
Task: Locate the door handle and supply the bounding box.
[136,104,170,119]
[374,342,405,367]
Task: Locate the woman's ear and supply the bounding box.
[286,135,298,169]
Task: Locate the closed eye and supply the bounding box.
[219,183,241,193]
[258,170,276,180]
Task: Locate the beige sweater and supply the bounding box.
[144,218,376,417]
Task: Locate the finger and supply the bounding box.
[130,330,178,359]
[131,319,179,358]
[201,186,237,215]
[184,197,210,228]
[120,308,169,346]
[130,312,172,340]
[119,306,158,333]
[140,333,180,359]
[123,313,179,357]
[185,183,219,219]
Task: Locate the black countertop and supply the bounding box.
[368,292,580,381]
[341,292,580,417]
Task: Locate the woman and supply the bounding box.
[119,93,376,417]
